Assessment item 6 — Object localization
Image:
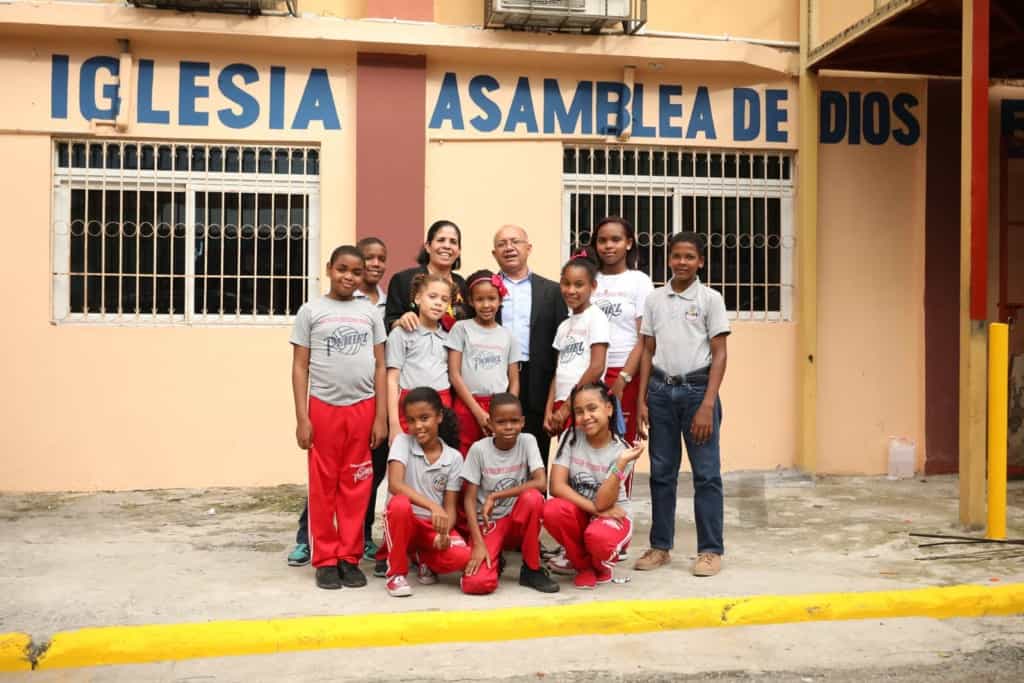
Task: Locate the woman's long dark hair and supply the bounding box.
[402,386,460,449]
[553,382,626,463]
[416,220,462,271]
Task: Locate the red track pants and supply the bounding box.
[308,396,375,568]
[453,394,492,456]
[461,489,544,595]
[383,495,471,578]
[542,498,632,574]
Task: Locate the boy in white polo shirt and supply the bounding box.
[635,232,730,577]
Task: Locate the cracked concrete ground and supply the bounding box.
[0,474,1022,679]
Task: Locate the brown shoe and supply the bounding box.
[633,548,671,571]
[692,552,722,577]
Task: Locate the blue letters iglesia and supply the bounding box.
[50,55,340,130]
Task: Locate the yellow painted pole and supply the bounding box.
[987,322,1008,540]
[797,0,819,473]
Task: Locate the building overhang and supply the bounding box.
[808,0,1024,79]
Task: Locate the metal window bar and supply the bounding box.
[563,144,795,320]
[52,139,320,325]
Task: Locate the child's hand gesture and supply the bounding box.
[295,417,313,451]
[430,504,450,536]
[481,494,497,525]
[637,403,650,440]
[474,409,493,436]
[432,532,451,551]
[465,542,491,576]
[600,505,628,520]
[691,404,714,445]
[396,312,420,332]
[617,441,646,471]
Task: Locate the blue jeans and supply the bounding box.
[647,377,724,555]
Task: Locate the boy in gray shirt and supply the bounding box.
[460,394,559,595]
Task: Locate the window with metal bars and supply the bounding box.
[52,140,320,324]
[563,145,794,320]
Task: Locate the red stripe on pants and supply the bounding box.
[542,497,632,573]
[453,394,492,456]
[398,387,452,433]
[383,495,471,578]
[308,396,375,568]
[461,488,544,595]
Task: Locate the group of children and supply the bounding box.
[290,218,725,594]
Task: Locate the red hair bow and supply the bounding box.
[469,273,509,298]
[572,249,589,260]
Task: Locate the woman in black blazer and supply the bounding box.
[384,220,470,332]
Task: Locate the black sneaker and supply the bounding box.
[338,560,367,588]
[519,564,560,593]
[374,559,388,578]
[315,566,342,590]
[498,553,506,577]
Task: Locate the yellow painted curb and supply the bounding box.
[36,583,1024,670]
[0,633,32,672]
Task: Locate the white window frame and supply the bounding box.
[562,146,795,321]
[51,141,321,326]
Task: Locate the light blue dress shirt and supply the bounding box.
[500,271,532,361]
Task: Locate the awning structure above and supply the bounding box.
[808,0,1024,78]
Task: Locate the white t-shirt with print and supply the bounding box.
[551,305,611,402]
[593,270,655,368]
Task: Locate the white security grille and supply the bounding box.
[563,145,795,320]
[52,140,320,325]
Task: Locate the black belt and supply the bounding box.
[652,366,709,385]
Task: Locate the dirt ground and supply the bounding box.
[1,472,1022,642]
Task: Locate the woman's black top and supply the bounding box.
[384,266,469,331]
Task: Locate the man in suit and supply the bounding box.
[492,225,568,466]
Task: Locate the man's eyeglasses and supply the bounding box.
[494,239,528,249]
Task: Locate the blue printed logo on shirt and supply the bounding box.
[471,349,504,372]
[559,337,585,364]
[598,301,622,319]
[326,325,369,356]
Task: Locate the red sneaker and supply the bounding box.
[573,569,596,590]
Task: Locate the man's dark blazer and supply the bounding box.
[516,272,568,415]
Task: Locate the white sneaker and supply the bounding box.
[617,549,629,561]
[417,563,438,585]
[547,551,575,576]
[386,575,412,597]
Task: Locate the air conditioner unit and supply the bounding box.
[486,0,634,32]
[130,0,297,16]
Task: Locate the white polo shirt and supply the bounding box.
[640,278,730,377]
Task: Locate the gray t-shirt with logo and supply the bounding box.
[460,434,545,522]
[445,319,520,396]
[386,326,450,391]
[553,429,631,516]
[387,433,464,519]
[290,296,386,407]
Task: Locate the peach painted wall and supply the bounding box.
[0,38,356,491]
[816,76,928,474]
